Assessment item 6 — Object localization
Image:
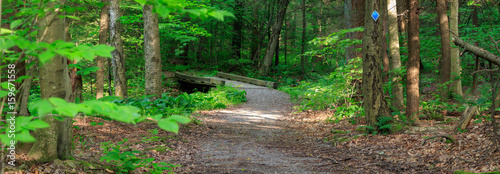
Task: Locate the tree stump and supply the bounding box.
[455,105,479,132]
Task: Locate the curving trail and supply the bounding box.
[178,79,333,173]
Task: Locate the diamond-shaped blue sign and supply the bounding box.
[371,10,380,21]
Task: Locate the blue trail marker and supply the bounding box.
[371,10,380,22]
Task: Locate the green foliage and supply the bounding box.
[305,27,364,62]
[281,57,363,121]
[0,116,50,144]
[100,139,179,173]
[357,116,394,135]
[111,85,246,120]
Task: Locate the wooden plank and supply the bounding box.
[175,72,225,86]
[216,72,278,89]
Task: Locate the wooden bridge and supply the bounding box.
[175,72,278,92]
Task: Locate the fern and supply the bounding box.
[376,116,393,134]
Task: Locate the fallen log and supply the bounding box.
[452,37,500,66]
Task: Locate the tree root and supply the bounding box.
[422,135,455,146]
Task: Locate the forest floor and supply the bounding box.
[12,80,500,173]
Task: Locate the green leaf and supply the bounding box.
[1,28,13,35]
[39,51,56,64]
[26,120,50,129]
[92,45,115,58]
[135,0,147,6]
[14,76,31,83]
[166,115,191,124]
[16,130,36,142]
[158,119,179,134]
[10,20,22,29]
[208,11,224,21]
[32,100,55,116]
[0,90,8,98]
[155,6,170,17]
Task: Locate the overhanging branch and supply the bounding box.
[452,36,500,66]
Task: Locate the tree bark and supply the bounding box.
[96,0,110,99]
[362,0,391,128]
[406,0,421,121]
[301,0,306,72]
[382,0,389,84]
[110,0,127,97]
[397,0,407,34]
[259,0,291,75]
[450,0,463,97]
[387,0,404,110]
[29,0,73,161]
[437,0,451,98]
[345,0,365,62]
[143,4,162,99]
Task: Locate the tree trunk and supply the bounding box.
[387,0,404,110]
[345,0,365,62]
[96,0,110,99]
[231,0,243,61]
[362,0,391,128]
[406,0,421,121]
[382,0,389,84]
[110,0,127,97]
[437,0,451,98]
[301,0,306,72]
[143,4,162,99]
[29,0,73,161]
[450,0,463,97]
[397,0,407,34]
[259,0,291,75]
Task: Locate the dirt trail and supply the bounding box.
[178,81,334,173]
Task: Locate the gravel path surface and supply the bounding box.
[178,80,333,173]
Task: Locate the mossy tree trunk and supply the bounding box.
[406,0,421,121]
[110,0,127,97]
[450,0,463,97]
[362,0,391,128]
[143,4,162,99]
[28,0,73,161]
[96,0,110,99]
[437,0,451,98]
[387,0,404,110]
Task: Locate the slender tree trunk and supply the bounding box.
[143,5,162,99]
[232,0,243,60]
[259,0,291,75]
[471,7,479,93]
[284,15,287,65]
[29,0,73,161]
[406,0,421,121]
[345,0,365,62]
[437,0,451,98]
[96,0,109,99]
[382,0,389,84]
[301,0,306,72]
[450,0,463,97]
[110,0,127,97]
[362,0,391,128]
[387,0,404,110]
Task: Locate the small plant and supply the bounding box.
[357,116,394,135]
[142,129,161,143]
[100,139,153,173]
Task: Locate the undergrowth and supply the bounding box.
[280,57,363,121]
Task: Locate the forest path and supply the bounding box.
[177,83,336,173]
